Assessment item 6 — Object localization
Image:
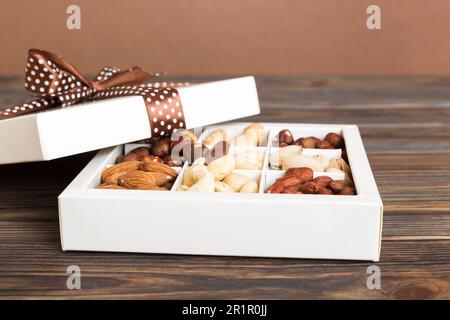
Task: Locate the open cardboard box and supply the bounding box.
[58,122,383,261]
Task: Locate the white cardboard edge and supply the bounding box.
[0,76,260,164]
[58,122,383,261]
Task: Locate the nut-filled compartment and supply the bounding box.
[59,122,383,261]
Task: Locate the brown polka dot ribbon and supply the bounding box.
[0,49,188,138]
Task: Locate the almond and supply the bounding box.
[103,170,130,185]
[96,184,127,190]
[139,162,178,178]
[148,171,175,186]
[118,170,156,189]
[134,184,169,191]
[101,161,141,183]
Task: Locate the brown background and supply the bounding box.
[1,0,450,76]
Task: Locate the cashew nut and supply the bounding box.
[223,172,251,192]
[207,154,235,180]
[240,180,259,193]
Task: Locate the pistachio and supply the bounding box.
[223,173,251,192]
[207,154,235,180]
[240,180,259,193]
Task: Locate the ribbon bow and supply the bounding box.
[0,49,187,138]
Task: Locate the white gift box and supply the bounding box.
[0,76,260,164]
[58,122,383,261]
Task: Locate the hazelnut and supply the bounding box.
[150,137,171,157]
[278,129,294,146]
[294,137,319,148]
[315,140,335,149]
[324,132,344,149]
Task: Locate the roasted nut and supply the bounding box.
[313,175,333,189]
[117,147,151,163]
[294,137,320,148]
[223,173,251,192]
[278,129,294,146]
[207,154,235,180]
[315,140,335,149]
[101,161,142,183]
[276,175,304,187]
[102,170,130,185]
[317,187,333,195]
[119,170,157,189]
[141,155,164,163]
[203,129,229,146]
[135,184,169,191]
[146,171,174,186]
[96,184,127,190]
[298,181,319,194]
[329,180,348,193]
[282,185,303,194]
[285,167,314,183]
[240,180,259,193]
[162,154,184,167]
[324,132,344,148]
[150,137,171,157]
[139,162,178,178]
[282,154,325,172]
[214,181,234,193]
[267,181,285,194]
[338,186,356,195]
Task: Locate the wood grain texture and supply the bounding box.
[0,76,449,299]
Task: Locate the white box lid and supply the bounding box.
[0,76,260,164]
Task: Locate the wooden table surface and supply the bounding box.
[0,76,449,299]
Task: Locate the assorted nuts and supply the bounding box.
[98,124,356,196]
[267,167,356,195]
